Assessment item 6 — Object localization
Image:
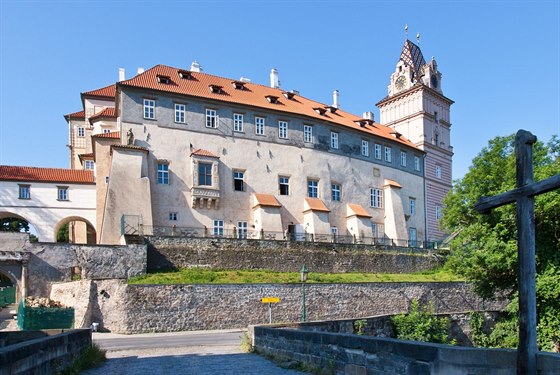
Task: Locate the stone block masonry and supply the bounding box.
[51,280,505,334]
[146,236,442,274]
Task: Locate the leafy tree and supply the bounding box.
[0,218,30,232]
[442,134,560,351]
[57,223,69,243]
[391,300,454,344]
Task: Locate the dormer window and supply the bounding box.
[209,84,223,94]
[313,107,327,116]
[354,119,374,127]
[157,75,171,84]
[232,81,246,90]
[265,95,279,104]
[178,70,192,80]
[325,106,338,114]
[282,91,296,100]
[391,131,403,139]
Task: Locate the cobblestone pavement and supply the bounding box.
[84,337,304,374]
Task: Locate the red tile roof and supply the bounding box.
[119,65,418,149]
[78,153,94,161]
[384,179,402,188]
[64,110,85,121]
[191,148,219,158]
[89,107,117,123]
[253,194,282,208]
[0,166,95,184]
[82,84,116,99]
[92,131,121,139]
[347,204,372,218]
[304,198,330,213]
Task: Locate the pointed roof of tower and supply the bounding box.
[400,39,426,77]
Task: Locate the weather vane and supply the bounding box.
[404,24,408,38]
[416,32,421,45]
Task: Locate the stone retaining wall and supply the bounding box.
[146,236,442,274]
[51,280,504,334]
[252,325,560,375]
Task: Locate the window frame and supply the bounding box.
[436,205,442,220]
[143,98,156,120]
[157,162,170,185]
[278,120,288,139]
[18,184,30,200]
[57,186,69,201]
[307,179,319,198]
[303,125,313,143]
[237,221,248,239]
[435,164,442,179]
[213,219,224,237]
[384,146,392,162]
[233,113,244,132]
[331,183,341,202]
[205,108,218,128]
[169,212,178,221]
[409,197,416,215]
[233,170,245,192]
[361,140,369,157]
[369,188,383,208]
[174,103,186,124]
[374,144,382,160]
[279,176,290,196]
[198,162,213,186]
[255,116,265,135]
[330,131,339,149]
[414,156,421,171]
[77,127,85,137]
[400,151,407,167]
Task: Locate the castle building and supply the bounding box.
[1,39,453,245]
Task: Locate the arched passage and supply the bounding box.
[0,268,21,306]
[0,211,39,242]
[54,216,97,244]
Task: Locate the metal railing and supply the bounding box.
[131,224,441,251]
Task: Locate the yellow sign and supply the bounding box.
[261,297,280,303]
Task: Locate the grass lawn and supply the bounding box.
[128,268,462,285]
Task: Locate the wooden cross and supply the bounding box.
[474,130,560,375]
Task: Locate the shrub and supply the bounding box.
[391,300,454,344]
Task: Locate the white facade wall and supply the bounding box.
[0,180,96,242]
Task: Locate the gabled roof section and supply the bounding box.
[400,39,426,78]
[118,65,418,149]
[347,204,371,218]
[78,153,94,162]
[82,84,116,100]
[253,194,282,208]
[0,166,95,184]
[191,149,219,158]
[304,198,330,213]
[64,110,85,122]
[92,131,120,139]
[384,179,402,188]
[89,107,117,123]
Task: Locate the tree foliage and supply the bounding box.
[443,134,560,351]
[0,217,30,232]
[391,300,454,344]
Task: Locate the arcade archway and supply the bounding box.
[54,216,97,244]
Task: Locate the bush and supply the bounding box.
[391,300,454,344]
[58,344,106,375]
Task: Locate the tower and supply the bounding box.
[376,39,454,241]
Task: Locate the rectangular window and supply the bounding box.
[143,99,155,119]
[331,226,338,242]
[369,188,383,208]
[175,103,186,123]
[400,151,407,167]
[374,144,382,160]
[436,205,442,220]
[84,160,95,170]
[414,156,421,171]
[169,212,178,221]
[18,184,30,199]
[409,228,417,246]
[77,127,85,137]
[198,163,212,186]
[57,186,69,201]
[279,176,289,195]
[233,170,245,191]
[213,219,224,237]
[361,140,369,157]
[384,146,392,162]
[409,197,416,215]
[255,116,265,135]
[157,163,169,185]
[237,221,248,239]
[371,223,378,238]
[435,164,442,179]
[303,125,313,143]
[331,183,341,202]
[206,109,217,128]
[308,179,319,198]
[330,131,339,149]
[278,121,288,139]
[233,113,244,132]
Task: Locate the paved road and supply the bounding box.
[85,329,304,375]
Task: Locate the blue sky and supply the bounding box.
[0,0,558,180]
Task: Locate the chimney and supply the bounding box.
[333,90,340,108]
[270,68,279,89]
[239,77,251,83]
[363,111,375,121]
[137,67,145,75]
[118,68,125,82]
[190,61,202,72]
